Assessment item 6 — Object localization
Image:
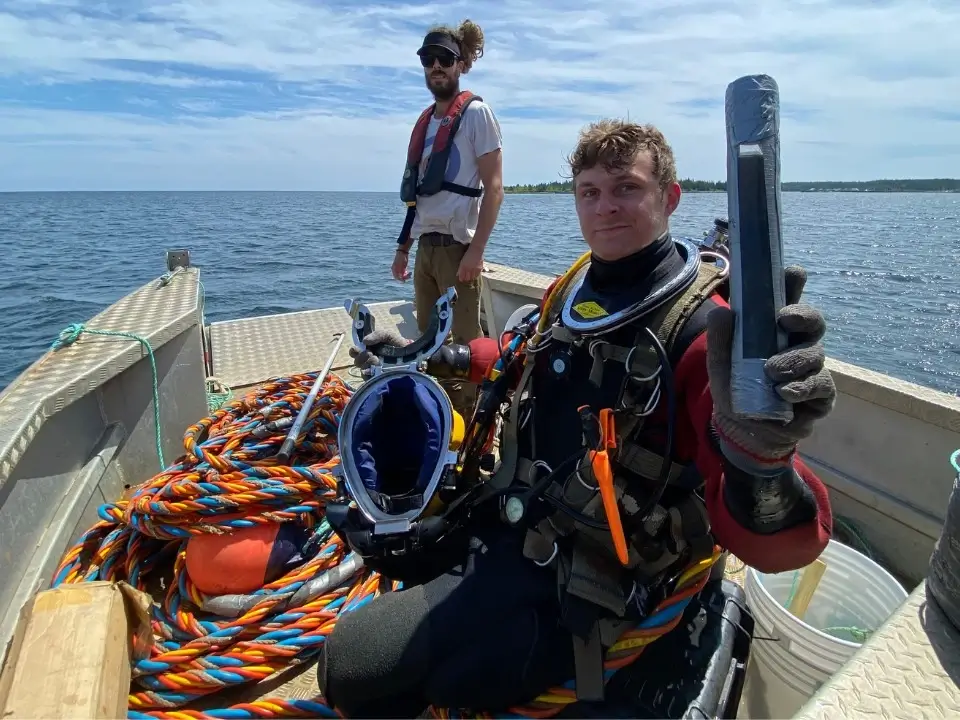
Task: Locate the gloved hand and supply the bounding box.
[706,265,837,471]
[348,329,410,372]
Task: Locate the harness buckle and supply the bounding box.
[618,343,663,418]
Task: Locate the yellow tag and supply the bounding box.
[573,301,608,319]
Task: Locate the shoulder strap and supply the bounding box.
[614,262,727,482]
[432,91,480,154]
[406,104,436,165]
[602,261,725,391]
[648,261,727,353]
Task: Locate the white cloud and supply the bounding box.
[0,0,958,190]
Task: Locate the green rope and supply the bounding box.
[206,377,234,412]
[832,515,875,560]
[52,322,166,470]
[823,626,873,643]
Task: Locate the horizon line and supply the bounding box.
[2,178,959,194]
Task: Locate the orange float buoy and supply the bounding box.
[185,523,306,595]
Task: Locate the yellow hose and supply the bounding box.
[534,250,592,340]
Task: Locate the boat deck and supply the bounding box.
[208,299,412,394]
[794,582,959,720]
[1,261,957,718]
[206,261,549,393]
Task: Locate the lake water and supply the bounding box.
[0,190,957,396]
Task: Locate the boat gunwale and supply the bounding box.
[0,268,203,490]
[480,260,960,431]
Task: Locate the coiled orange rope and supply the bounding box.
[50,369,720,720]
[52,372,380,718]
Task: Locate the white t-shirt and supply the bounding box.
[409,99,503,246]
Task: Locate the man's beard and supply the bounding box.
[426,74,458,101]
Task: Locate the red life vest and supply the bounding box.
[396,91,484,246]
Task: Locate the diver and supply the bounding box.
[318,119,838,718]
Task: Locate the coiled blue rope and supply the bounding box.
[51,322,165,469]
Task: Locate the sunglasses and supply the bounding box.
[419,52,457,69]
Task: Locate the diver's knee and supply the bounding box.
[318,589,432,715]
[317,603,378,712]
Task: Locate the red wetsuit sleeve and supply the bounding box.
[674,302,833,573]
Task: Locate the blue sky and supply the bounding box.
[0,0,958,191]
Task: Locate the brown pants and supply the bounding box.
[413,240,483,415]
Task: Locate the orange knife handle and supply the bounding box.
[592,450,629,566]
[598,407,617,450]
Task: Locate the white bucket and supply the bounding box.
[742,539,908,719]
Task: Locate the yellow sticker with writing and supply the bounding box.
[573,301,608,319]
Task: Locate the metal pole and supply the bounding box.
[276,332,347,463]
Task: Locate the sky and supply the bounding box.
[0,0,958,191]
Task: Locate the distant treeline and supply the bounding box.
[504,178,960,194]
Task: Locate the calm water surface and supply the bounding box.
[0,191,957,396]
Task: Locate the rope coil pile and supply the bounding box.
[52,372,375,718]
[50,368,721,720]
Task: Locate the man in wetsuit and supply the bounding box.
[320,119,838,717]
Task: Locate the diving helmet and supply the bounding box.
[328,288,467,576]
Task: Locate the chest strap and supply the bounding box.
[515,452,716,701]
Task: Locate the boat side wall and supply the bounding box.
[801,359,960,587]
[480,262,960,588]
[0,269,207,670]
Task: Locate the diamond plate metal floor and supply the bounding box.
[208,300,418,389]
[207,264,556,390]
[795,582,959,719]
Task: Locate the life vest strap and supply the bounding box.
[440,179,483,198]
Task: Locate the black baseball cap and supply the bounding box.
[417,30,461,58]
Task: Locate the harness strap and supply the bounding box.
[495,255,727,702]
[617,444,687,485]
[571,622,605,702]
[562,545,627,702]
[586,262,725,388]
[587,343,630,386]
[439,180,483,198]
[489,360,536,491]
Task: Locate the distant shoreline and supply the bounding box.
[505,178,960,194]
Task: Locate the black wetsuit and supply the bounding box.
[317,236,695,717]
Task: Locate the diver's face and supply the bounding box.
[420,49,461,101]
[574,151,681,262]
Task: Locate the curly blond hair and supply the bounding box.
[427,19,485,72]
[567,119,678,190]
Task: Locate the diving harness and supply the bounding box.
[329,231,734,701]
[483,236,732,701]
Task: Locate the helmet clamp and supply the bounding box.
[335,287,463,544]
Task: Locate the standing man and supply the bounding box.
[392,20,504,411]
